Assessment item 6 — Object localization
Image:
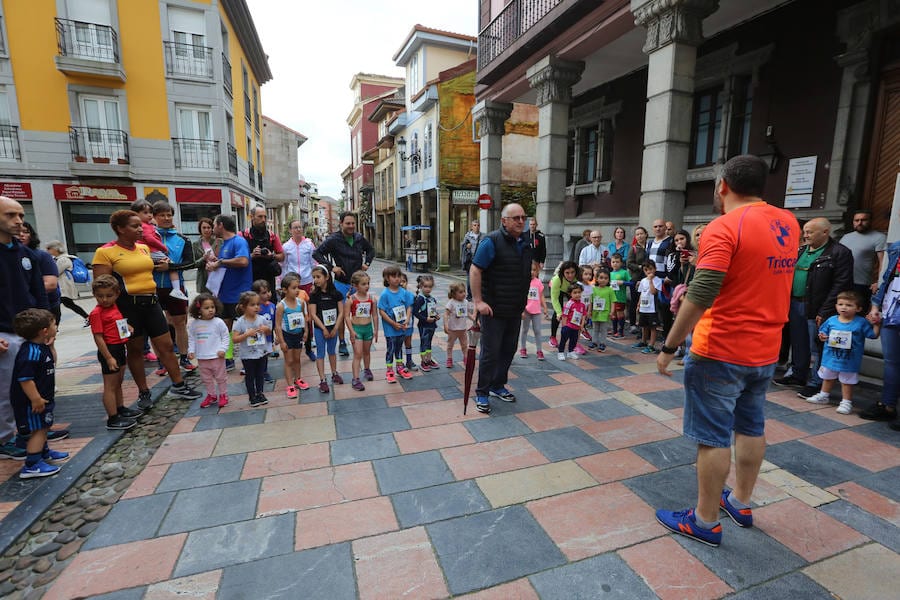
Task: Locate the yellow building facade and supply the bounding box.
[0,0,271,260]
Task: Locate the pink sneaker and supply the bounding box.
[286,385,298,399]
[446,359,453,368]
[397,366,413,380]
[200,394,216,408]
[217,394,228,408]
[294,378,310,391]
[385,369,397,384]
[549,336,558,348]
[574,344,587,355]
[536,350,545,361]
[519,348,527,358]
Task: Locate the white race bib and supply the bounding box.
[455,305,466,318]
[593,297,606,311]
[570,310,583,327]
[828,330,852,350]
[427,303,437,318]
[392,305,407,323]
[355,303,371,318]
[247,333,263,346]
[610,280,620,291]
[322,308,337,327]
[528,286,539,300]
[640,296,651,308]
[287,311,305,330]
[116,318,130,339]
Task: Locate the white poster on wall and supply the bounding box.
[785,156,817,195]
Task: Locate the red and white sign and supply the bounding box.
[53,184,136,202]
[0,182,32,199]
[176,187,221,204]
[230,191,245,208]
[477,193,492,210]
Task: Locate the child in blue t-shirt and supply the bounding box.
[399,273,417,371]
[806,291,879,414]
[378,266,415,383]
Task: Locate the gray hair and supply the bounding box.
[45,240,66,254]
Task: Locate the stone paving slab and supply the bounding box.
[3,261,898,599]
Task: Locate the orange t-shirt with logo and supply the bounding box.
[690,202,800,367]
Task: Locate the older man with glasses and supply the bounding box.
[579,230,608,266]
[469,203,537,414]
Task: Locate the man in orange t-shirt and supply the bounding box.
[654,155,800,547]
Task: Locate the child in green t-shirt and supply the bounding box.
[590,268,617,352]
[609,254,631,339]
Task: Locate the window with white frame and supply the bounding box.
[79,95,125,161]
[408,53,420,95]
[424,124,433,169]
[175,105,215,169]
[410,132,419,175]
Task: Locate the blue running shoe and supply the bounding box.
[720,489,753,527]
[631,341,647,349]
[655,508,722,547]
[43,449,70,464]
[20,460,60,479]
[489,388,516,402]
[474,396,491,414]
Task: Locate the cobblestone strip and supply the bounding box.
[0,393,195,599]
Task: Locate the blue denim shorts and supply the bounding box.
[682,354,776,448]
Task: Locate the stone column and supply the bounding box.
[473,100,513,231]
[437,187,451,271]
[632,0,718,228]
[526,55,584,280]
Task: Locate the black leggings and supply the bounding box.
[60,297,89,319]
[243,357,265,397]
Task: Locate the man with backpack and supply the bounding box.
[242,206,284,294]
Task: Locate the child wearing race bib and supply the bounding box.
[275,273,311,400]
[89,275,142,430]
[347,270,378,391]
[188,293,229,410]
[413,275,441,372]
[309,265,346,394]
[634,260,661,353]
[519,262,549,360]
[577,265,595,352]
[608,254,630,339]
[379,266,415,383]
[253,280,277,383]
[806,290,880,414]
[445,282,471,368]
[590,269,616,353]
[399,273,418,371]
[231,291,273,407]
[558,285,587,360]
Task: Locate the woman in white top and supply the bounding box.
[281,219,316,293]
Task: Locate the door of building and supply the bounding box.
[863,62,900,233]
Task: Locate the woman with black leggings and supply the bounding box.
[46,241,90,326]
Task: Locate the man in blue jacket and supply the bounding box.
[0,196,48,458]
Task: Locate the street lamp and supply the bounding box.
[396,136,421,168]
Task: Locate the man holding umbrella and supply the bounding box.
[469,203,535,414]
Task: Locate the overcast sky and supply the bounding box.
[246,1,478,199]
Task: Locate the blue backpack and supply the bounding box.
[69,255,90,284]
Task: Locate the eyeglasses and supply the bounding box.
[504,215,526,221]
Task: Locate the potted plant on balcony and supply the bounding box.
[92,156,110,164]
[74,155,87,162]
[117,158,128,165]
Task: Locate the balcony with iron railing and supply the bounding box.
[248,166,256,187]
[69,126,129,164]
[163,41,214,80]
[54,18,125,80]
[222,53,233,95]
[478,0,596,82]
[0,125,20,161]
[172,138,219,170]
[227,143,238,176]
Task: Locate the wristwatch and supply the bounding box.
[660,344,677,355]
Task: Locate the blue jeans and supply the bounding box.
[806,318,822,388]
[683,354,776,448]
[882,325,900,409]
[788,299,811,381]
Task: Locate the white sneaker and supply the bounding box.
[804,391,830,405]
[558,352,566,361]
[169,288,189,301]
[567,351,579,360]
[836,399,852,414]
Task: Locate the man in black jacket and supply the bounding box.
[313,212,375,356]
[775,217,853,398]
[470,203,535,414]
